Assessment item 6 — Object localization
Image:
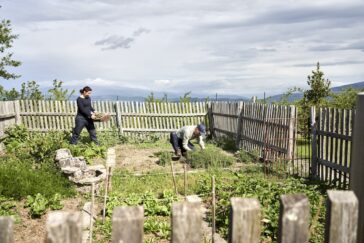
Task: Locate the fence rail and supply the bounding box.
[311,107,355,188]
[0,190,359,243]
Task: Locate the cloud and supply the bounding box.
[154,79,172,85]
[95,35,134,50]
[94,27,150,50]
[2,0,364,97]
[133,28,150,37]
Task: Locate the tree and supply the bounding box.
[48,79,75,100]
[145,92,167,103]
[179,91,191,103]
[5,88,19,100]
[20,81,44,100]
[329,88,363,109]
[0,19,21,79]
[303,62,331,106]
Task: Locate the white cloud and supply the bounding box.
[1,0,364,97]
[154,79,172,85]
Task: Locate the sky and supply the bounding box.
[1,0,364,98]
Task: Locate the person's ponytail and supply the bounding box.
[80,86,92,94]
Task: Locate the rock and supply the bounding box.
[76,177,104,185]
[55,149,72,161]
[55,148,106,193]
[57,157,87,171]
[61,166,81,175]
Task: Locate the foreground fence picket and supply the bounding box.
[325,190,358,243]
[229,198,260,243]
[0,191,359,242]
[278,194,309,243]
[0,217,13,243]
[45,212,82,243]
[172,201,202,243]
[112,206,144,243]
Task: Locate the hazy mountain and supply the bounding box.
[64,86,249,101]
[267,81,364,103]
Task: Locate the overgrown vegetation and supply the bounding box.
[210,136,237,151]
[187,147,235,168]
[93,166,329,243]
[96,188,178,241]
[156,151,172,166]
[235,148,260,163]
[0,125,118,218]
[195,171,328,242]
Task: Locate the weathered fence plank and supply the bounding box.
[278,194,309,243]
[112,206,144,243]
[229,198,260,243]
[325,190,358,243]
[0,217,13,243]
[172,201,202,243]
[45,211,82,243]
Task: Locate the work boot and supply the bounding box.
[176,149,182,157]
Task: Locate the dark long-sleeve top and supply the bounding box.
[76,96,95,119]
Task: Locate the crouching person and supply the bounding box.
[170,124,206,157]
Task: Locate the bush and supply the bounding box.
[187,147,235,168]
[0,157,75,200]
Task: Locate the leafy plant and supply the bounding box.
[25,193,48,217]
[0,196,17,217]
[25,193,63,217]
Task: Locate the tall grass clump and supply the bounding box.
[187,147,235,168]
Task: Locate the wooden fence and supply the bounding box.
[16,100,208,137]
[0,190,359,243]
[0,101,20,153]
[0,101,20,138]
[210,102,296,160]
[311,107,355,188]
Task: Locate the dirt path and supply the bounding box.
[114,144,177,172]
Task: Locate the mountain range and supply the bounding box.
[266,81,364,103]
[62,81,364,102]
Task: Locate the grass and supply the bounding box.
[187,146,235,168]
[0,158,75,200]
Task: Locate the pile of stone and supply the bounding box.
[55,148,106,193]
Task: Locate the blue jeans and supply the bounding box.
[169,132,194,153]
[70,115,98,144]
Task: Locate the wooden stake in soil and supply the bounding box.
[107,166,112,192]
[170,159,178,195]
[212,176,216,243]
[89,183,95,243]
[184,163,187,199]
[102,166,110,223]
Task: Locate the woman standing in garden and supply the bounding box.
[70,86,99,145]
